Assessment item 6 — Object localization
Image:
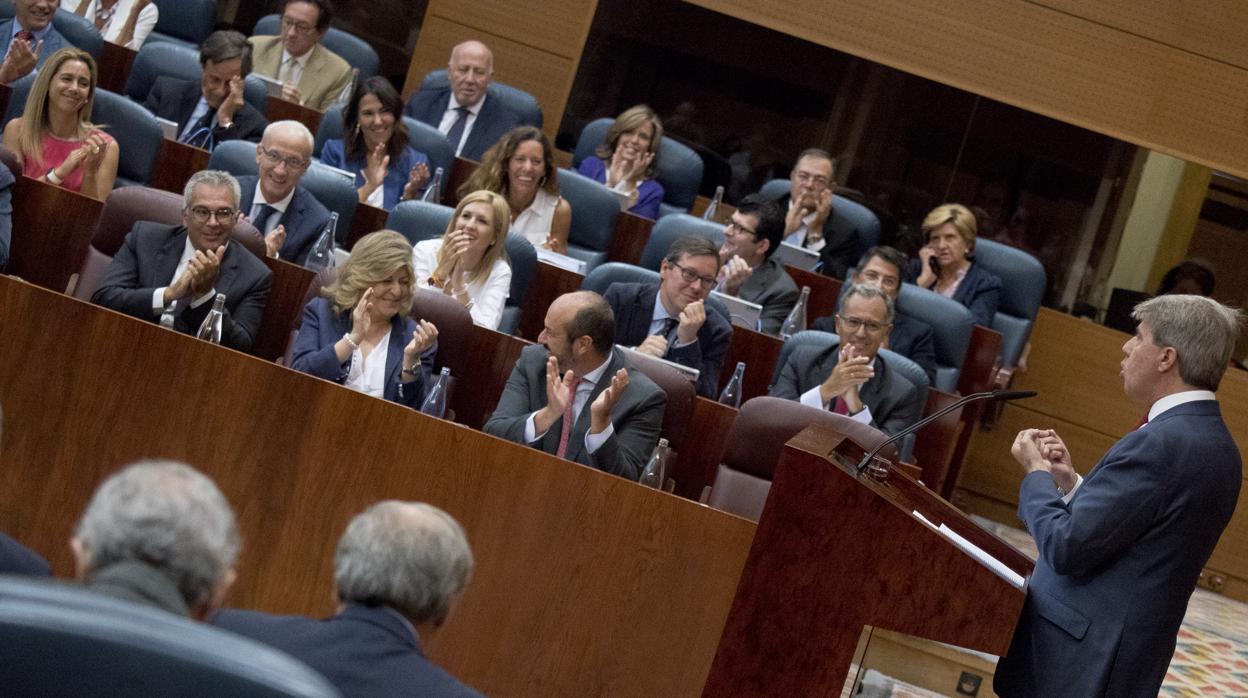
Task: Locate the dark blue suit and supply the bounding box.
[994,399,1241,697]
[289,297,435,408]
[0,531,50,576]
[235,175,330,266]
[0,164,13,272]
[404,86,519,162]
[905,259,1001,327]
[213,605,483,697]
[603,281,732,398]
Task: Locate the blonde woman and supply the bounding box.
[290,230,439,407]
[2,47,118,200]
[908,203,1002,326]
[576,104,664,220]
[412,190,512,329]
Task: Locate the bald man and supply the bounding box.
[405,40,521,160]
[236,120,331,265]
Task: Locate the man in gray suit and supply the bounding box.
[484,291,666,481]
[770,284,923,435]
[0,0,68,85]
[716,193,799,334]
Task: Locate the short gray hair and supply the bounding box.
[183,170,241,209]
[841,283,895,324]
[263,120,315,153]
[1133,294,1243,391]
[75,461,241,610]
[334,501,474,626]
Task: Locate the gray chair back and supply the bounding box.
[404,116,453,180]
[125,41,200,102]
[896,284,974,393]
[385,200,453,245]
[252,14,379,80]
[93,89,162,186]
[580,262,660,295]
[572,117,703,213]
[501,232,536,334]
[638,213,724,271]
[146,0,216,49]
[971,238,1046,367]
[558,167,619,272]
[418,69,543,128]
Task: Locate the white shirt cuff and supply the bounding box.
[1061,473,1084,504]
[585,421,614,454]
[800,386,826,409]
[524,412,545,444]
[850,404,873,425]
[670,336,697,350]
[189,288,216,309]
[152,288,167,314]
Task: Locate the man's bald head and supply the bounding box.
[447,40,493,107]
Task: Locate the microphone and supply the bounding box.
[855,389,1037,475]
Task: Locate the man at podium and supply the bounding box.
[996,294,1242,697]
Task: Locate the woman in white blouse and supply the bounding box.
[73,0,159,51]
[412,189,512,329]
[458,126,571,254]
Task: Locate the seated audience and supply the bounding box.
[577,105,665,220]
[323,76,430,210]
[484,291,666,480]
[812,246,936,382]
[458,125,571,253]
[291,230,438,407]
[906,203,1001,327]
[771,284,923,435]
[91,170,272,352]
[1,530,50,576]
[145,30,268,150]
[0,162,12,272]
[405,40,519,162]
[72,460,241,619]
[412,190,511,330]
[0,0,69,85]
[73,0,158,51]
[214,500,483,698]
[716,193,799,334]
[237,120,331,264]
[1157,258,1215,297]
[249,0,353,112]
[774,148,858,279]
[2,47,119,200]
[604,235,731,398]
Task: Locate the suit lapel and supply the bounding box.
[741,258,776,301]
[562,350,624,464]
[153,228,189,288]
[635,284,661,345]
[382,315,408,400]
[176,82,202,131]
[858,354,886,407]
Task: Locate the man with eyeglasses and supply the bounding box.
[716,193,799,335]
[773,148,859,279]
[813,246,936,382]
[405,40,520,161]
[248,0,353,112]
[235,120,330,265]
[603,235,731,397]
[771,284,922,435]
[92,170,272,352]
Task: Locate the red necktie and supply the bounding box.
[830,396,849,415]
[555,378,582,458]
[15,30,33,45]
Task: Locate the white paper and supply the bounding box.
[912,510,1026,590]
[535,248,586,274]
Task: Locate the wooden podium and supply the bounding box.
[703,424,1032,696]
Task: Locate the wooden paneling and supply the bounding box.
[689,0,1248,180]
[7,178,102,292]
[149,140,211,195]
[517,261,583,340]
[0,277,755,697]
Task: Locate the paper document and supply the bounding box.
[912,510,1026,590]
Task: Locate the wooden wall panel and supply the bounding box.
[689,0,1248,180]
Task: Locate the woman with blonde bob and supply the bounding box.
[412,189,512,330]
[458,125,571,253]
[576,104,664,220]
[290,230,439,407]
[3,47,119,200]
[907,202,1002,326]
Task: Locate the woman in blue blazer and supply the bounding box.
[290,230,438,407]
[906,203,1001,327]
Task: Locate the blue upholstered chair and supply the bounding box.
[638,214,724,272]
[969,238,1046,368]
[580,262,660,295]
[895,284,975,393]
[500,233,536,335]
[145,0,216,50]
[557,167,619,272]
[572,118,704,216]
[2,74,33,127]
[93,89,163,187]
[384,200,453,245]
[252,14,380,81]
[313,110,452,184]
[417,69,543,128]
[312,104,343,158]
[123,40,267,114]
[760,178,881,257]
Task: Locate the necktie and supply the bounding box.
[444,107,470,156]
[251,204,278,235]
[14,30,33,46]
[555,377,583,458]
[661,317,679,351]
[180,107,215,146]
[829,396,849,415]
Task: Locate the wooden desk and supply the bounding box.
[149,139,211,195]
[96,42,137,94]
[606,212,654,265]
[265,97,324,135]
[446,156,478,205]
[720,325,784,402]
[517,260,584,340]
[252,258,316,362]
[345,202,389,249]
[8,176,103,292]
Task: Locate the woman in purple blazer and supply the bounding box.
[577,104,665,220]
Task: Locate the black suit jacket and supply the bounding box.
[235,175,330,266]
[812,311,936,384]
[905,258,1002,328]
[483,344,666,480]
[214,605,483,698]
[144,77,268,147]
[739,256,799,335]
[0,531,50,576]
[404,86,519,161]
[91,222,272,352]
[774,193,860,280]
[603,281,732,397]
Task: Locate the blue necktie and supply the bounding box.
[251,204,278,235]
[444,107,470,156]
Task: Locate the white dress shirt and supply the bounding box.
[783,200,826,253]
[82,0,159,50]
[344,330,390,398]
[523,355,616,454]
[436,94,484,157]
[150,238,222,314]
[278,48,310,87]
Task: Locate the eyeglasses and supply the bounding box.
[281,17,316,34]
[258,146,309,171]
[836,315,889,334]
[794,170,831,188]
[858,269,900,291]
[188,206,239,223]
[669,261,717,288]
[724,219,758,239]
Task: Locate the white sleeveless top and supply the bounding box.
[511,188,560,248]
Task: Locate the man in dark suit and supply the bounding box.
[405,40,520,161]
[484,291,666,480]
[0,164,13,272]
[771,284,923,435]
[0,0,68,85]
[604,235,731,398]
[144,30,268,150]
[237,120,330,265]
[812,246,936,382]
[996,294,1243,698]
[0,531,50,576]
[772,148,860,279]
[92,170,272,352]
[215,501,481,697]
[717,193,799,335]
